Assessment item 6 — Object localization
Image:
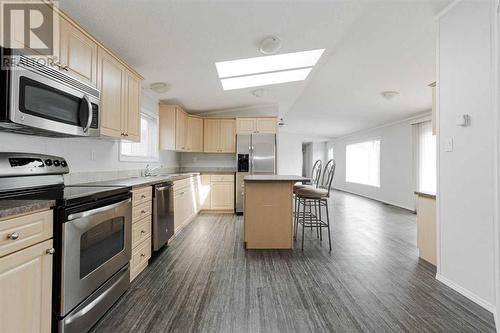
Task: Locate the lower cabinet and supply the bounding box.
[0,210,54,333]
[198,174,235,211]
[130,186,152,282]
[173,176,199,233]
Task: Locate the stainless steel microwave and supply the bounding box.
[0,49,100,137]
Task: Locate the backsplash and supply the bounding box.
[179,152,236,171]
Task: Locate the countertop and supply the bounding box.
[244,175,310,182]
[179,168,236,174]
[415,191,436,199]
[0,200,55,219]
[80,173,200,189]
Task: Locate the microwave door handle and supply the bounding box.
[82,95,92,133]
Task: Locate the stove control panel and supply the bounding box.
[0,153,69,177]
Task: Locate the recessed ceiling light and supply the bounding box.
[381,91,400,99]
[251,88,266,98]
[215,49,324,78]
[221,68,312,90]
[259,36,282,55]
[149,82,169,93]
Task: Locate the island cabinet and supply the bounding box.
[415,192,437,265]
[236,117,277,134]
[0,210,54,333]
[203,119,236,153]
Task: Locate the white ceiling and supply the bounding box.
[59,0,450,138]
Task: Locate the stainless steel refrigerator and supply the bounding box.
[236,133,277,214]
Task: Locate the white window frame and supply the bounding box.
[345,138,381,187]
[119,109,159,162]
[414,120,436,194]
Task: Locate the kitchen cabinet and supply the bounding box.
[160,105,202,152]
[0,210,54,333]
[416,192,436,265]
[199,174,234,211]
[203,119,236,153]
[236,118,277,134]
[98,48,142,142]
[186,116,204,152]
[173,177,199,232]
[59,17,98,87]
[130,186,152,281]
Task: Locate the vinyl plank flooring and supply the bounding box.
[90,190,496,333]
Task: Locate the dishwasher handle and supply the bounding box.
[155,185,172,192]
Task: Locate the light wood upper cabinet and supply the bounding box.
[159,105,176,150]
[236,118,256,134]
[203,119,235,153]
[187,116,204,152]
[236,118,277,134]
[203,119,221,153]
[98,48,124,139]
[175,109,187,151]
[220,119,236,153]
[59,17,98,87]
[98,48,141,142]
[124,70,141,142]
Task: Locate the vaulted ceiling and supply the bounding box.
[59,0,450,138]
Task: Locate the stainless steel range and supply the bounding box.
[0,153,132,333]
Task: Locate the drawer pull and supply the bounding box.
[141,210,146,214]
[141,230,146,234]
[46,248,55,255]
[141,194,147,199]
[140,253,146,257]
[7,232,19,240]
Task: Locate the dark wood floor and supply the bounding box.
[91,190,496,333]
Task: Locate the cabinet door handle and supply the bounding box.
[141,230,146,234]
[140,253,146,257]
[141,194,146,199]
[7,232,19,240]
[141,210,146,214]
[46,248,55,255]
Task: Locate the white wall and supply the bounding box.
[437,0,496,313]
[330,115,426,211]
[0,92,180,174]
[277,131,304,175]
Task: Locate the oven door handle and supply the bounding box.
[67,198,131,221]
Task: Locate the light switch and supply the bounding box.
[444,138,453,152]
[91,150,96,161]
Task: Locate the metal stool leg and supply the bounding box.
[294,195,298,240]
[325,199,331,252]
[318,200,323,242]
[301,198,306,251]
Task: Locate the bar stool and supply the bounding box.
[293,160,322,236]
[295,159,336,251]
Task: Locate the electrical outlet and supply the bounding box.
[444,138,453,152]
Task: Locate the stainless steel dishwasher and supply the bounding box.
[153,182,174,251]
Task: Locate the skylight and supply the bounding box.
[221,68,312,91]
[216,49,324,78]
[215,49,324,90]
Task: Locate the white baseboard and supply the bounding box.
[333,187,415,212]
[435,274,496,314]
[495,309,499,333]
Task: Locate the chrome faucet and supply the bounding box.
[144,164,161,177]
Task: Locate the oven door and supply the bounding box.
[9,56,100,137]
[60,198,131,316]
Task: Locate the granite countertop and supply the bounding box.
[0,200,55,219]
[415,191,436,199]
[244,175,310,182]
[80,173,201,189]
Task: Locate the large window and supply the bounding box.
[120,112,159,162]
[346,139,380,187]
[415,121,436,194]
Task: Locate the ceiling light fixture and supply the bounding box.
[149,82,169,93]
[215,49,324,79]
[259,36,282,55]
[220,68,312,91]
[381,91,400,100]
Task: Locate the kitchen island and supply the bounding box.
[243,175,309,249]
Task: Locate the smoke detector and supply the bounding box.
[380,91,400,100]
[149,82,169,94]
[259,36,282,55]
